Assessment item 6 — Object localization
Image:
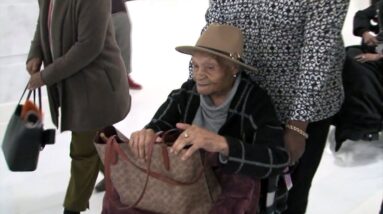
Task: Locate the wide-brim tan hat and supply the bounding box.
[176,23,257,72]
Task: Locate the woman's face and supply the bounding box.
[191,52,237,98]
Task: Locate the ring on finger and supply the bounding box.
[184,131,189,138]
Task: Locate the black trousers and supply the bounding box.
[283,118,332,214]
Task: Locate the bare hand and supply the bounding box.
[284,129,306,164]
[362,31,379,46]
[284,120,308,164]
[28,72,45,90]
[171,123,228,161]
[129,129,157,160]
[355,53,383,63]
[26,58,42,75]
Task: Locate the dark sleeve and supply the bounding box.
[27,2,43,63]
[41,0,111,85]
[219,86,290,178]
[145,81,194,132]
[354,5,377,37]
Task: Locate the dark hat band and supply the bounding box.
[197,46,242,61]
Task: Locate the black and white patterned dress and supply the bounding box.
[203,0,349,123]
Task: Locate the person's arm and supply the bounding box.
[40,0,112,86]
[27,14,43,65]
[27,2,44,74]
[145,80,196,132]
[354,4,378,37]
[26,2,44,89]
[354,52,383,62]
[289,0,348,123]
[285,0,348,162]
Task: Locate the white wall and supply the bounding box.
[0,0,39,104]
[0,0,372,104]
[342,0,370,46]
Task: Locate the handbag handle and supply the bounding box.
[18,85,43,112]
[102,133,206,208]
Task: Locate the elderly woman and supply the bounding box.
[130,24,289,213]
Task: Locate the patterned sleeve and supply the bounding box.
[205,0,225,25]
[290,0,348,121]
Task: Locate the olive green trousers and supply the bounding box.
[63,130,101,212]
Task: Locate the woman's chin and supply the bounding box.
[196,87,211,96]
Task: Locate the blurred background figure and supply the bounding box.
[332,0,383,154]
[112,0,142,90]
[93,0,142,193]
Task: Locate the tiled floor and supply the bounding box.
[0,0,382,214]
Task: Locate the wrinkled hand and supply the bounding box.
[284,120,308,164]
[355,53,383,63]
[28,72,45,90]
[129,128,157,160]
[362,31,379,46]
[284,129,306,165]
[26,58,42,75]
[171,123,228,161]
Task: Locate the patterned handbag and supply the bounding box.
[94,126,221,214]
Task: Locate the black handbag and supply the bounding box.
[2,87,55,171]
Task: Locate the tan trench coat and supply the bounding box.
[27,0,131,132]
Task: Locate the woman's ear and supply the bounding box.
[231,64,239,77]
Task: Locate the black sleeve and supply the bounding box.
[219,85,290,178]
[145,81,194,132]
[354,5,377,37]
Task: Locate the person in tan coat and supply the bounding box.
[26,0,131,213]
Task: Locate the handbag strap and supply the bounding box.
[19,85,43,111]
[103,134,206,208]
[111,135,205,185]
[104,135,152,208]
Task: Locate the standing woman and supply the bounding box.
[201,0,349,213]
[26,0,131,213]
[111,0,142,90]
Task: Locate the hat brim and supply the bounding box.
[175,46,258,73]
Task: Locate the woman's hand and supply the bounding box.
[26,58,42,75]
[28,72,45,90]
[284,120,308,164]
[355,53,383,63]
[129,129,157,160]
[171,123,229,161]
[362,31,379,46]
[284,129,306,164]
